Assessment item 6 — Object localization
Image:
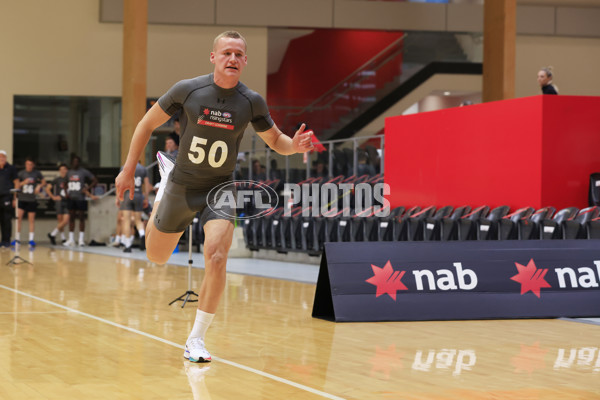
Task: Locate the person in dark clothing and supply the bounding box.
[538,67,558,95]
[0,150,18,248]
[46,163,70,245]
[356,152,376,177]
[16,158,46,247]
[313,161,328,178]
[115,30,313,364]
[64,156,98,247]
[251,159,266,181]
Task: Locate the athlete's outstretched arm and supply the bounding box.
[115,103,171,201]
[257,123,314,156]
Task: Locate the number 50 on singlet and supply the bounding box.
[188,136,228,168]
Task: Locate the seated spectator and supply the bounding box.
[313,161,329,178]
[356,152,376,177]
[251,159,266,181]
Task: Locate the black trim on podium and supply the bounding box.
[312,252,336,321]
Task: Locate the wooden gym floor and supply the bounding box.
[0,246,599,399]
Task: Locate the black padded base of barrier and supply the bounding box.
[312,240,600,322]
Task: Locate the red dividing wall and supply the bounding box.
[384,95,600,210]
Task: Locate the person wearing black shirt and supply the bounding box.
[538,67,558,95]
[45,164,70,245]
[16,158,46,247]
[0,150,18,248]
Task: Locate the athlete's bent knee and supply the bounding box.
[146,247,170,265]
[204,243,227,267]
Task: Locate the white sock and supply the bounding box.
[60,232,66,240]
[69,232,74,241]
[29,232,34,241]
[188,309,215,341]
[119,235,125,243]
[79,232,85,243]
[15,232,20,241]
[114,235,121,244]
[138,229,145,237]
[51,228,59,237]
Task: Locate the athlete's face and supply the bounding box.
[211,37,247,80]
[25,160,34,172]
[537,71,550,87]
[59,166,68,178]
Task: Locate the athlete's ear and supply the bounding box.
[210,52,215,64]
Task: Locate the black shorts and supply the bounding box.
[56,200,69,215]
[18,201,37,213]
[67,198,88,212]
[154,180,236,233]
[120,193,144,212]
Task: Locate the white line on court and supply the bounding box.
[0,284,345,400]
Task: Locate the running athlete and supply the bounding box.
[15,158,46,247]
[116,161,150,252]
[64,156,98,247]
[115,31,313,363]
[46,164,69,245]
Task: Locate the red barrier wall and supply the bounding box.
[385,95,600,210]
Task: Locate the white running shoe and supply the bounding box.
[155,151,175,203]
[184,362,211,400]
[184,337,212,363]
[63,240,75,247]
[78,241,85,247]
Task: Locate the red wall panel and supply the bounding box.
[541,95,600,209]
[385,95,600,210]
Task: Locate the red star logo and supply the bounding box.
[369,344,404,379]
[510,259,551,298]
[203,108,210,115]
[366,260,408,301]
[511,342,548,375]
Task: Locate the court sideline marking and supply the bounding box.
[0,284,345,400]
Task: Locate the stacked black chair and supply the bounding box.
[401,206,437,241]
[313,207,353,250]
[562,206,599,239]
[409,205,453,241]
[517,206,556,240]
[377,206,405,241]
[261,207,285,249]
[350,206,378,242]
[455,206,491,240]
[425,205,471,241]
[474,205,511,240]
[277,207,304,253]
[243,217,259,251]
[496,207,535,240]
[539,207,579,239]
[586,216,600,239]
[386,206,421,241]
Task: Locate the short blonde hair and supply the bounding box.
[213,31,247,52]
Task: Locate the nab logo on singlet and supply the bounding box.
[198,106,235,130]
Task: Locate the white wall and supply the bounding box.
[0,0,268,162]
